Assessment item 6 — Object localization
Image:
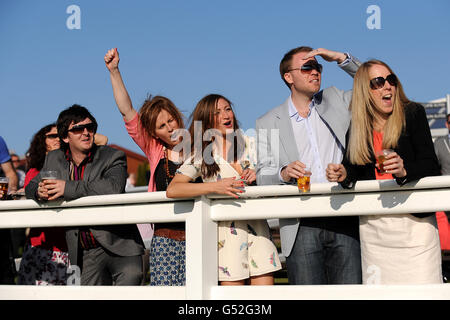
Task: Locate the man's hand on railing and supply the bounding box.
[326,163,347,182]
[40,179,66,201]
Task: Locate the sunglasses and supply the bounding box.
[68,122,97,134]
[289,61,323,74]
[45,134,59,139]
[369,74,398,90]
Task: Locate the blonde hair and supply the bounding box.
[347,60,409,165]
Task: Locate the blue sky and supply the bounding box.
[1,0,449,156]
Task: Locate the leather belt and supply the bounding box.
[154,228,186,241]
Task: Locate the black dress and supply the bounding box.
[154,158,184,231]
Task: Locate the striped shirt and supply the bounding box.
[65,149,99,250]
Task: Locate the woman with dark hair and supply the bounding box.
[24,124,60,184]
[326,59,442,284]
[167,94,281,285]
[105,48,187,286]
[18,123,69,285]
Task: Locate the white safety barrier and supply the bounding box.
[1,176,450,300]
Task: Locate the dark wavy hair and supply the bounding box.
[57,104,97,151]
[26,123,57,170]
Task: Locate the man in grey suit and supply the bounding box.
[434,114,450,176]
[256,47,361,284]
[26,104,144,285]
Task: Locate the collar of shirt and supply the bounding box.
[288,94,320,122]
[65,146,95,168]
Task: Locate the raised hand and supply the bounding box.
[104,48,120,72]
[303,48,347,64]
[104,47,136,121]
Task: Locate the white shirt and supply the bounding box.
[279,95,345,183]
[278,53,351,184]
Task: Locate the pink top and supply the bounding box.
[125,112,165,192]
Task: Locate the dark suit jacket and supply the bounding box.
[25,145,144,266]
[341,102,440,217]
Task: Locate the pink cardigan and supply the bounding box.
[125,112,165,243]
[124,112,165,192]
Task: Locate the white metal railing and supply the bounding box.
[1,176,450,300]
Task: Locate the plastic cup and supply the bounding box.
[0,177,9,200]
[297,166,312,193]
[40,170,58,181]
[375,149,394,174]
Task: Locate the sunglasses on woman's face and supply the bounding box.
[68,122,97,135]
[369,74,398,90]
[45,134,59,139]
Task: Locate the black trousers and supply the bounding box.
[0,229,15,284]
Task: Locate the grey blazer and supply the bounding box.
[25,145,144,266]
[434,135,450,175]
[256,56,361,257]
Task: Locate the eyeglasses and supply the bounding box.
[68,123,97,134]
[45,134,59,139]
[369,74,398,90]
[288,61,323,74]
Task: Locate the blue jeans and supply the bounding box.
[286,225,362,284]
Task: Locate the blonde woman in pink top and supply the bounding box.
[105,48,186,286]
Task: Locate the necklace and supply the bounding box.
[164,147,175,179]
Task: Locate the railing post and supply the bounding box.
[185,196,217,299]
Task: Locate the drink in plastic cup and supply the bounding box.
[40,170,58,181]
[0,177,9,200]
[376,149,394,174]
[297,166,312,193]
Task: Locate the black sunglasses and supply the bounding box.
[370,74,398,90]
[288,61,323,74]
[45,134,59,139]
[68,122,97,134]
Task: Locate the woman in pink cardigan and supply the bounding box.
[105,48,186,286]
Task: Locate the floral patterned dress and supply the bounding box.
[176,136,281,281]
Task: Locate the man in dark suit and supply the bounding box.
[26,104,144,285]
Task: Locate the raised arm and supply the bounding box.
[104,48,137,121]
[303,48,361,77]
